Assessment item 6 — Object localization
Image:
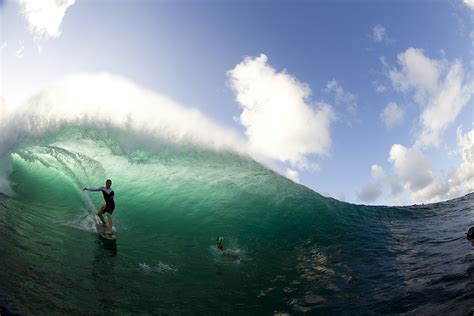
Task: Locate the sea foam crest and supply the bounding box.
[0,73,247,195]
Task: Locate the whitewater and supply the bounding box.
[1,74,474,314]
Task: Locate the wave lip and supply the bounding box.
[0,73,248,196]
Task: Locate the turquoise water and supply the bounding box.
[1,126,474,314]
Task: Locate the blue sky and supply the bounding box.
[1,0,473,205]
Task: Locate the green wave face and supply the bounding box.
[1,125,473,314]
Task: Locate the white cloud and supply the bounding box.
[407,127,474,202]
[364,48,473,204]
[411,178,451,203]
[17,0,75,39]
[372,24,386,42]
[358,182,382,203]
[464,0,474,10]
[373,80,387,93]
[357,164,385,202]
[366,47,474,204]
[360,145,437,204]
[417,61,473,147]
[227,54,335,169]
[375,84,387,93]
[389,48,473,147]
[389,48,440,102]
[15,45,25,59]
[361,129,474,204]
[388,144,434,193]
[284,168,300,183]
[449,126,474,192]
[325,79,357,114]
[380,102,404,128]
[372,24,394,44]
[371,164,385,180]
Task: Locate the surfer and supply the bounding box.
[83,179,115,235]
[467,227,474,243]
[216,236,225,252]
[216,236,240,260]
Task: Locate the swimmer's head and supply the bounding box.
[216,236,224,244]
[106,179,112,188]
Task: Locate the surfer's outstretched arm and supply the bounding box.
[83,187,103,192]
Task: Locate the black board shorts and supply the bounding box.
[103,204,115,214]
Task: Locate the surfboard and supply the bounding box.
[96,224,117,241]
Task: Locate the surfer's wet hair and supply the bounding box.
[106,179,112,185]
[467,227,474,241]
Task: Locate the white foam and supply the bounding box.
[0,73,247,195]
[210,244,243,264]
[59,213,97,233]
[139,262,178,273]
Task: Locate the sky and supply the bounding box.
[0,0,473,205]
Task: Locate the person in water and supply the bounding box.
[83,179,115,235]
[216,236,240,259]
[216,236,225,252]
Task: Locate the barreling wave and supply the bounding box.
[0,121,472,314]
[1,74,474,314]
[0,72,251,196]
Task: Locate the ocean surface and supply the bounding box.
[0,124,473,315]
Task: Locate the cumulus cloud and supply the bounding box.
[358,164,385,203]
[325,79,357,114]
[370,164,386,180]
[227,54,335,170]
[360,129,474,204]
[464,0,474,10]
[284,168,300,183]
[380,102,404,128]
[417,61,473,147]
[389,48,473,147]
[405,127,474,202]
[449,126,474,193]
[360,145,436,204]
[17,0,75,39]
[389,48,440,102]
[388,144,434,193]
[387,144,455,203]
[358,182,382,203]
